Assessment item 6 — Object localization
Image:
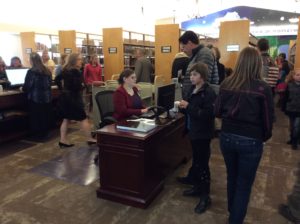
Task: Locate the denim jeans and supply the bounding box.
[220,132,263,224]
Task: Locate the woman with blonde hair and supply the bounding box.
[57,53,96,148]
[215,47,274,224]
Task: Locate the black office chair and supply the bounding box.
[95,90,117,129]
[94,90,117,164]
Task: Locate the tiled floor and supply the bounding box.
[0,108,299,224]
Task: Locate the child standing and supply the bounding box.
[282,69,300,150]
[177,62,216,214]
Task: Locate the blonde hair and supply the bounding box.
[221,47,263,90]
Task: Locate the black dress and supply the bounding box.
[57,68,86,121]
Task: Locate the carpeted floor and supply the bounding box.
[0,109,299,224]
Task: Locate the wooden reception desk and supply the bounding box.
[96,114,191,208]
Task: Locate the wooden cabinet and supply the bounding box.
[103,28,154,81]
[20,32,59,67]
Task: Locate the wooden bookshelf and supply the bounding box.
[103,28,154,81]
[155,24,180,83]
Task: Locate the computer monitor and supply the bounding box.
[156,83,175,118]
[6,68,29,88]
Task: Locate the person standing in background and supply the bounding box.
[171,52,189,83]
[211,46,225,85]
[54,54,68,90]
[42,49,56,80]
[134,48,154,83]
[9,56,23,68]
[0,57,8,89]
[23,52,52,140]
[83,54,103,86]
[83,54,103,112]
[215,47,274,224]
[281,69,300,150]
[178,31,218,100]
[257,38,279,95]
[57,53,96,148]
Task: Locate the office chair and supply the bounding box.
[94,90,117,164]
[95,90,117,128]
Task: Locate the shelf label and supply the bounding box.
[161,46,171,53]
[109,47,117,54]
[25,48,32,54]
[64,48,72,54]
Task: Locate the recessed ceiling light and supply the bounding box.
[202,20,206,24]
[280,16,285,21]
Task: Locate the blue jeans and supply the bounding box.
[220,132,263,224]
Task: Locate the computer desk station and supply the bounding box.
[96,83,192,208]
[96,113,191,208]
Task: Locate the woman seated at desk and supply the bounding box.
[113,69,148,121]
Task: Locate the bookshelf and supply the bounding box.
[20,32,59,67]
[103,28,154,81]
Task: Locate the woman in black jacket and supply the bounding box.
[215,47,274,224]
[23,52,52,140]
[177,62,216,214]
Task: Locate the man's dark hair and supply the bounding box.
[179,31,199,45]
[279,53,286,59]
[257,38,269,52]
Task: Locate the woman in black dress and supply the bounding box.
[57,53,96,147]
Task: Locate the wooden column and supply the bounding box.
[20,32,36,67]
[294,17,300,69]
[219,20,250,69]
[103,28,124,81]
[155,24,180,82]
[58,30,76,55]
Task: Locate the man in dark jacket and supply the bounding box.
[179,31,218,100]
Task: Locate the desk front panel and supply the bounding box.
[97,114,191,208]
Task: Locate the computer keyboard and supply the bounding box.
[140,110,156,119]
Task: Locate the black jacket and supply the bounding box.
[183,83,216,140]
[282,81,300,117]
[214,80,274,142]
[23,69,52,104]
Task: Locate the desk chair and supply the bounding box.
[111,74,120,81]
[94,90,117,164]
[95,90,117,128]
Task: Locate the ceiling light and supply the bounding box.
[250,21,255,25]
[280,16,285,21]
[289,17,299,23]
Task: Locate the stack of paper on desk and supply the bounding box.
[116,118,156,133]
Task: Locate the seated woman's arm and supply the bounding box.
[113,91,143,119]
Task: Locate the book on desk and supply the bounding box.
[116,118,156,133]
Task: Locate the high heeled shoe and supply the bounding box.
[58,142,74,148]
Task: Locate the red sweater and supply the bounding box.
[83,64,102,85]
[113,85,144,121]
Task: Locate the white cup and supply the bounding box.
[174,101,180,112]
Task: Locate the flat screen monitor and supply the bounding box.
[6,68,29,87]
[156,83,175,117]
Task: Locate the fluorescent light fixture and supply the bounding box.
[280,16,285,21]
[227,45,239,52]
[250,21,255,25]
[289,17,299,23]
